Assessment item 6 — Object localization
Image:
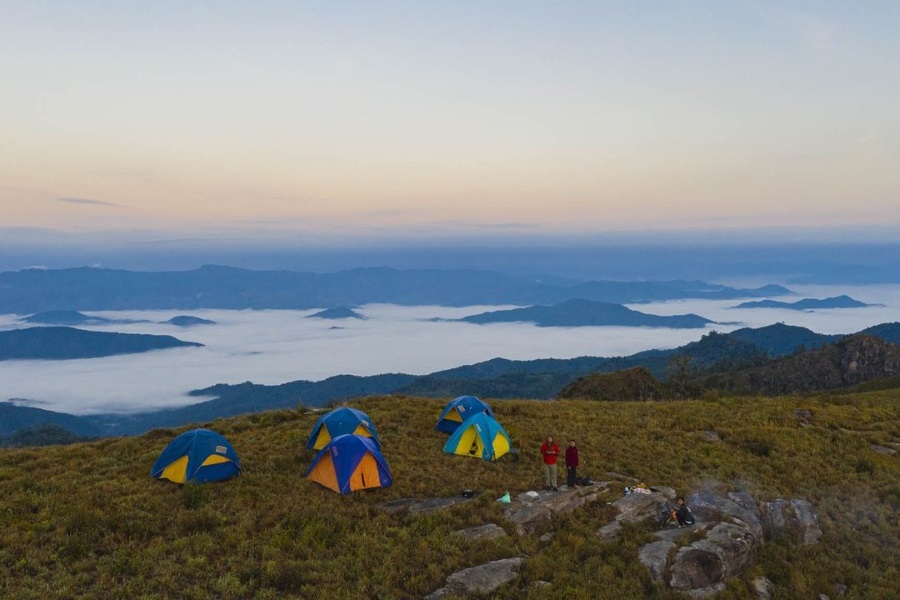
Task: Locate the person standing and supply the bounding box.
[565,439,579,487]
[540,435,560,491]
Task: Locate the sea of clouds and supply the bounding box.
[1,284,897,415]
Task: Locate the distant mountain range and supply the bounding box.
[459,299,713,328]
[21,310,216,327]
[307,307,365,320]
[733,295,875,310]
[22,310,146,326]
[0,265,791,313]
[3,321,900,441]
[166,315,217,326]
[0,327,203,361]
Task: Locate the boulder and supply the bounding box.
[638,540,675,581]
[687,490,763,539]
[751,575,775,600]
[611,491,669,524]
[699,430,722,442]
[761,499,822,544]
[651,485,677,499]
[870,444,896,456]
[597,521,622,541]
[425,557,524,599]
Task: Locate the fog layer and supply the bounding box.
[1,285,897,415]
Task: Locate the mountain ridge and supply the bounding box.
[4,321,900,440]
[0,265,791,313]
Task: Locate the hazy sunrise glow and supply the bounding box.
[2,2,899,237]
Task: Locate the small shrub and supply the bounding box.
[182,482,210,510]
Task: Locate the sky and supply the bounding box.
[2,1,900,242]
[2,283,898,414]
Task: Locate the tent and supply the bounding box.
[151,428,241,484]
[443,412,511,461]
[435,395,494,434]
[307,406,380,450]
[306,434,393,494]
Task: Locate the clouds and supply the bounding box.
[57,198,125,208]
[1,284,898,415]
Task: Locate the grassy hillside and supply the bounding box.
[1,394,898,599]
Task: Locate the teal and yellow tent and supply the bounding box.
[443,412,511,461]
[435,395,494,434]
[307,406,380,451]
[151,428,241,484]
[306,434,393,494]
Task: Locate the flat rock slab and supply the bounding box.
[425,557,524,599]
[751,576,775,600]
[611,491,669,524]
[687,490,763,539]
[597,521,622,541]
[870,444,897,456]
[762,499,822,544]
[380,496,473,515]
[455,524,508,540]
[639,540,675,581]
[654,525,707,542]
[504,484,608,535]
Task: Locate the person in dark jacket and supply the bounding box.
[675,496,695,527]
[565,439,579,487]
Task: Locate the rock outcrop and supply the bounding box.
[504,483,609,535]
[761,498,822,544]
[424,557,524,599]
[596,487,821,598]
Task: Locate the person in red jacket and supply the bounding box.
[565,439,579,487]
[540,435,560,491]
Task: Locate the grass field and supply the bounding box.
[1,393,897,599]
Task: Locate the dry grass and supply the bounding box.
[0,393,898,599]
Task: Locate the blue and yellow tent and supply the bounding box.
[443,412,511,461]
[306,434,393,494]
[307,406,380,450]
[151,429,241,484]
[435,395,494,434]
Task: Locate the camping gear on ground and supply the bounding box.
[442,412,512,461]
[151,428,242,484]
[497,492,511,503]
[306,434,393,494]
[435,395,494,434]
[307,406,380,450]
[461,489,475,498]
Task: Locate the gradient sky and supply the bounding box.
[2,1,899,239]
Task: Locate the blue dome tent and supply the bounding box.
[151,429,241,484]
[435,395,494,434]
[443,412,511,461]
[307,406,380,450]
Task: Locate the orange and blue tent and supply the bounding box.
[151,428,241,484]
[443,412,511,461]
[307,406,380,450]
[435,395,494,434]
[306,434,393,494]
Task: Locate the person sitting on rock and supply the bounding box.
[676,496,696,527]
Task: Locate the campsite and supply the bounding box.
[1,393,897,599]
